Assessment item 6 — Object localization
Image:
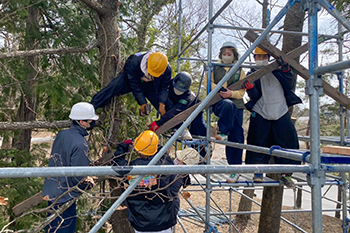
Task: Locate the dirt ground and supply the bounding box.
[177,186,343,233]
[175,143,343,233]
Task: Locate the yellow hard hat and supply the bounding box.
[134,130,159,156]
[254,47,268,55]
[147,52,168,77]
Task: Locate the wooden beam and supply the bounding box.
[245,29,350,110]
[12,191,45,216]
[322,146,350,155]
[156,33,320,135]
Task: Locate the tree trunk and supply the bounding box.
[262,0,269,28]
[12,4,39,151]
[258,174,284,233]
[109,179,134,233]
[96,1,121,88]
[282,2,305,116]
[236,189,255,231]
[94,1,134,232]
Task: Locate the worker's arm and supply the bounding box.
[157,64,172,104]
[70,142,94,190]
[125,56,147,105]
[156,98,189,126]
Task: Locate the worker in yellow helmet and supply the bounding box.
[111,130,193,233]
[91,51,171,116]
[243,47,302,188]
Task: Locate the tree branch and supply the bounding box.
[79,0,105,14]
[0,120,71,130]
[0,40,99,60]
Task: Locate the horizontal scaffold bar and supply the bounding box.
[0,164,314,178]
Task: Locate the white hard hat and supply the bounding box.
[176,147,200,165]
[69,102,99,120]
[221,41,237,49]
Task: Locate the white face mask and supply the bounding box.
[222,56,234,64]
[256,60,269,66]
[174,87,184,95]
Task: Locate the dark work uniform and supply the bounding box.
[245,68,302,165]
[112,143,184,232]
[91,52,172,110]
[156,82,207,137]
[42,123,93,233]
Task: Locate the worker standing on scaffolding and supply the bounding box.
[112,130,195,233]
[90,51,171,117]
[206,41,246,183]
[243,47,302,188]
[148,71,206,140]
[42,102,98,232]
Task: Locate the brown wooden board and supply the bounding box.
[156,31,324,135]
[245,29,350,110]
[322,146,350,156]
[12,191,45,216]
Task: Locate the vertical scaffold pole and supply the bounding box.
[177,0,182,73]
[337,20,345,146]
[307,1,323,232]
[205,0,214,231]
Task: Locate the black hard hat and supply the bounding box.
[173,72,192,92]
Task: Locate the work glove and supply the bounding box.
[276,56,290,72]
[159,103,166,116]
[140,103,150,116]
[149,121,159,132]
[122,139,133,145]
[243,81,254,90]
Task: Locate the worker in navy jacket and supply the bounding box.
[148,72,206,137]
[243,47,302,188]
[91,51,171,116]
[42,102,98,232]
[112,130,185,233]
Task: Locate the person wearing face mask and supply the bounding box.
[149,72,206,141]
[243,47,302,188]
[42,102,98,232]
[90,51,171,117]
[204,41,246,183]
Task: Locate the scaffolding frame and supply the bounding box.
[2,0,350,232]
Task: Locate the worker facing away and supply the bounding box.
[111,130,192,233]
[42,102,98,233]
[91,51,171,116]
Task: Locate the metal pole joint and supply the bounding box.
[307,167,326,187]
[305,77,323,95]
[300,0,321,14]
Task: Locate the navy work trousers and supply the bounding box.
[245,111,300,165]
[213,99,244,165]
[46,201,77,233]
[91,72,162,111]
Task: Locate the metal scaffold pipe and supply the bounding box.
[314,60,350,74]
[0,164,313,178]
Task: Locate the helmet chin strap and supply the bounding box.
[75,120,87,130]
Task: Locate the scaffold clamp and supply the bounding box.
[307,168,326,187]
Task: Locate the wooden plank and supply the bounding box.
[12,191,46,216]
[245,29,350,110]
[322,146,350,155]
[156,32,319,135]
